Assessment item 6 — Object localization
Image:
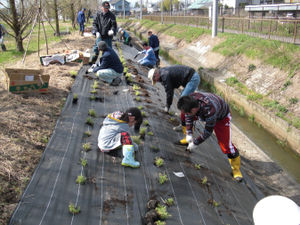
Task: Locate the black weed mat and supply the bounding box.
[9,41,263,225]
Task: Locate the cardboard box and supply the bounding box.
[3,68,50,93]
[66,51,90,64]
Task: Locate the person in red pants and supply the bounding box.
[177,93,243,182]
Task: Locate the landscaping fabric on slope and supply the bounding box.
[9,41,263,225]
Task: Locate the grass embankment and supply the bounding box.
[0,21,78,65]
[119,19,300,131]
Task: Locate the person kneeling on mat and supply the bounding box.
[177,93,243,182]
[98,108,143,168]
[87,41,123,86]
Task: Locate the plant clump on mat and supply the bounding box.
[86,117,94,126]
[70,70,77,78]
[159,172,169,185]
[79,158,87,167]
[131,136,141,145]
[89,109,97,117]
[147,131,153,136]
[84,131,91,136]
[76,175,86,185]
[155,157,164,167]
[69,202,81,215]
[82,142,91,151]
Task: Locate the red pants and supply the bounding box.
[182,112,237,155]
[121,132,132,145]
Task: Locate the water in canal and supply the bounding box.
[160,55,300,184]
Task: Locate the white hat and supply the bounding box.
[118,28,123,33]
[148,68,156,85]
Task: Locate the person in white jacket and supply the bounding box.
[98,108,143,168]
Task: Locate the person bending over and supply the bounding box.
[87,41,123,86]
[136,41,156,67]
[119,28,132,45]
[177,93,243,182]
[98,108,143,168]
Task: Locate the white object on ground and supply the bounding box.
[42,54,65,66]
[173,171,185,177]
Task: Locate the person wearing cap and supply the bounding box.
[77,8,86,36]
[148,65,200,145]
[136,41,156,67]
[177,93,243,182]
[87,41,123,86]
[90,1,117,64]
[119,28,132,46]
[98,107,143,168]
[148,31,160,65]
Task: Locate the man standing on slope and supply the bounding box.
[77,8,86,36]
[148,31,160,65]
[177,93,243,182]
[90,1,117,65]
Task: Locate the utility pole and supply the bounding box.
[140,0,143,20]
[161,0,163,23]
[123,0,125,19]
[212,0,218,38]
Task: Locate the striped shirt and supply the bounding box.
[186,92,230,145]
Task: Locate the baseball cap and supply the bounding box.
[102,1,110,9]
[148,68,156,85]
[82,8,86,11]
[97,41,108,51]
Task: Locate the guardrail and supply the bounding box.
[143,15,300,44]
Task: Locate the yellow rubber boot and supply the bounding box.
[174,126,189,146]
[228,155,243,182]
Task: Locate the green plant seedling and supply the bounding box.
[155,203,171,220]
[94,81,99,85]
[124,67,128,73]
[147,131,153,136]
[195,164,201,170]
[155,157,164,167]
[91,89,97,94]
[86,117,94,126]
[143,120,148,126]
[90,95,96,100]
[69,202,81,215]
[136,96,140,101]
[138,105,143,110]
[73,93,78,99]
[70,71,77,77]
[158,172,169,185]
[248,114,255,122]
[131,136,141,145]
[42,136,48,143]
[135,91,140,96]
[154,221,166,225]
[133,84,140,90]
[202,176,208,185]
[84,131,91,136]
[76,175,86,185]
[79,158,87,167]
[248,64,256,71]
[125,72,131,78]
[141,111,147,117]
[168,111,174,116]
[289,97,298,104]
[170,118,174,121]
[82,142,91,151]
[151,146,159,152]
[89,109,97,117]
[213,200,221,207]
[140,127,146,135]
[165,198,174,206]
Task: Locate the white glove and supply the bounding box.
[91,64,97,69]
[137,59,141,63]
[187,142,197,151]
[88,68,94,73]
[186,135,193,144]
[84,22,85,25]
[108,29,114,36]
[96,32,100,38]
[164,107,169,113]
[138,51,143,54]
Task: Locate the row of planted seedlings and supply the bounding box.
[69,78,101,215]
[117,40,173,225]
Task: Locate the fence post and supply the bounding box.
[242,19,244,34]
[268,20,272,40]
[222,17,225,33]
[197,17,199,28]
[208,17,209,29]
[294,21,298,44]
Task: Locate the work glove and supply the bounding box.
[96,32,101,38]
[91,63,97,69]
[186,135,193,144]
[87,68,94,73]
[137,59,141,63]
[187,142,197,151]
[138,51,143,55]
[108,29,114,36]
[164,106,169,113]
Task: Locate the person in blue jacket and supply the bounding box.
[119,28,132,46]
[148,31,160,65]
[77,8,86,36]
[87,41,123,86]
[136,41,156,67]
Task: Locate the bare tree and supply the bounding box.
[0,0,37,52]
